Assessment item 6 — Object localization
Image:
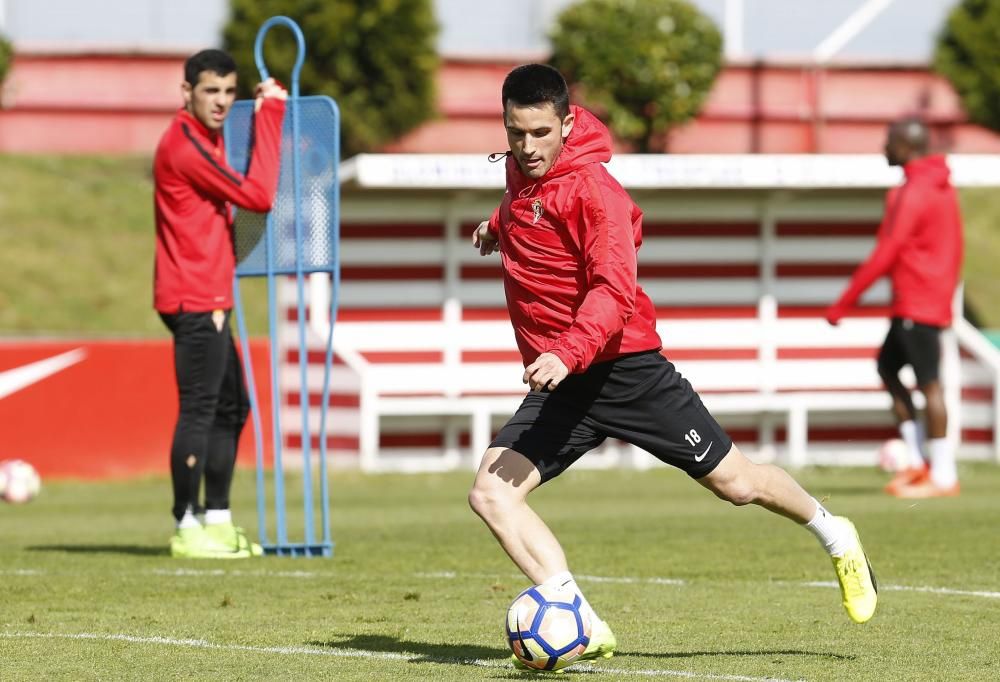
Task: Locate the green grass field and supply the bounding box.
[2,464,999,681]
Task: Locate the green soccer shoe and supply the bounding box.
[170,525,253,559]
[577,617,617,662]
[510,617,616,673]
[204,521,264,557]
[831,517,878,624]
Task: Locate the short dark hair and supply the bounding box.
[501,64,570,119]
[889,116,930,154]
[184,49,237,87]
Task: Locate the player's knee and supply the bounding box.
[236,401,250,426]
[468,484,501,520]
[708,477,757,506]
[176,408,215,433]
[876,360,895,383]
[724,485,757,507]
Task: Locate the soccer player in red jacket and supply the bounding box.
[153,49,286,558]
[469,65,878,669]
[827,119,964,499]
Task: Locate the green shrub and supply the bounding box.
[224,0,439,157]
[0,34,13,89]
[934,0,1000,134]
[549,0,722,152]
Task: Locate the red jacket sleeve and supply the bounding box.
[831,187,923,314]
[179,99,286,212]
[487,203,502,238]
[545,175,637,372]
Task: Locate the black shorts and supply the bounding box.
[877,317,942,386]
[491,350,732,483]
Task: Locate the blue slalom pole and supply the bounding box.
[254,16,333,556]
[233,280,269,548]
[229,15,337,557]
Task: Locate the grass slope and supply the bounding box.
[958,187,1000,327]
[2,464,999,680]
[0,156,159,335]
[1,155,999,335]
[0,155,270,337]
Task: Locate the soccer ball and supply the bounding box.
[505,584,591,672]
[0,459,41,504]
[877,439,910,472]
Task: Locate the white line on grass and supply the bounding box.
[0,569,44,575]
[414,570,1000,601]
[8,568,998,601]
[796,581,1000,599]
[413,571,687,586]
[578,574,686,586]
[150,568,320,578]
[1,568,326,579]
[0,631,803,682]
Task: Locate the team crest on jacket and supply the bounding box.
[531,198,543,224]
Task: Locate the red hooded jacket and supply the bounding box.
[153,100,285,313]
[828,154,963,327]
[487,106,662,373]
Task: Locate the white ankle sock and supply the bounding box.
[899,420,926,468]
[542,571,599,620]
[204,509,232,526]
[927,438,958,488]
[177,510,200,530]
[804,500,855,557]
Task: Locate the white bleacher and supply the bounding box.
[274,154,1000,472]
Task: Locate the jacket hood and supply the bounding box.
[505,105,612,190]
[903,154,950,188]
[549,105,613,176]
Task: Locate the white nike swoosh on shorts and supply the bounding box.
[694,442,713,462]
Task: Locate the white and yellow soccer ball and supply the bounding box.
[877,438,911,472]
[505,584,591,672]
[0,459,41,504]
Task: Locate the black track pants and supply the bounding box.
[160,311,249,521]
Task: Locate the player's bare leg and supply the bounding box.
[922,380,947,439]
[697,444,877,623]
[469,447,566,583]
[878,361,931,493]
[469,446,617,663]
[896,380,959,497]
[697,444,816,521]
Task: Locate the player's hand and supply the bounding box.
[523,352,569,392]
[825,305,843,326]
[254,78,288,112]
[472,221,500,256]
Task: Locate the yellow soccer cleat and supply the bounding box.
[577,617,617,662]
[204,521,264,557]
[510,617,616,673]
[831,517,878,623]
[170,525,253,559]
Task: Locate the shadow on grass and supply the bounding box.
[309,634,854,676]
[310,634,540,678]
[311,633,508,664]
[27,544,167,557]
[622,648,855,661]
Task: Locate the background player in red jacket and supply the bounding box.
[827,119,964,499]
[470,65,878,669]
[153,49,286,558]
